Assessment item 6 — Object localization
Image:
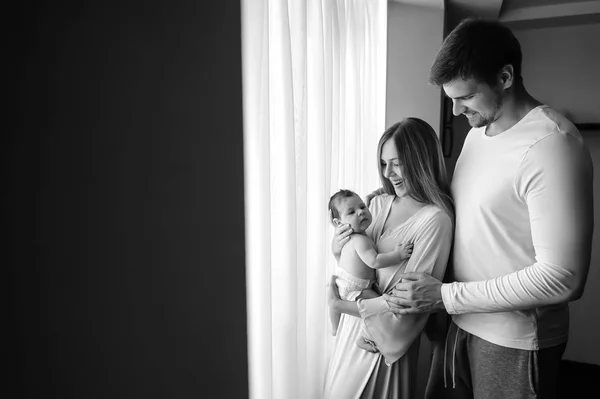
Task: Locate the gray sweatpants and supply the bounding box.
[425,321,566,399]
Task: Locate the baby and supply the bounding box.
[328,189,412,350]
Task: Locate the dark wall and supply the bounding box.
[8,1,247,398]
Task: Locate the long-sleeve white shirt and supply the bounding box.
[442,105,594,350]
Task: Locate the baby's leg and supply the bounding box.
[329,306,341,336]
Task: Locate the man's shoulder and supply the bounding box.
[517,108,592,180]
[525,106,582,143]
[537,106,580,138]
[526,107,589,158]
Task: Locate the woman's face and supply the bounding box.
[381,139,410,197]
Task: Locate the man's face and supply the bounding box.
[443,77,504,128]
[337,194,372,233]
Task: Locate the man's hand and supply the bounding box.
[365,187,385,207]
[382,272,445,315]
[331,223,353,258]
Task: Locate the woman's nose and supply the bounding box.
[452,99,465,116]
[384,163,393,177]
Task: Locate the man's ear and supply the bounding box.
[499,64,514,90]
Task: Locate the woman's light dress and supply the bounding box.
[323,194,452,399]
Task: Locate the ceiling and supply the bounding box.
[392,0,600,29]
[497,0,600,29]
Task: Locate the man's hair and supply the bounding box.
[429,18,523,87]
[328,189,358,221]
[377,118,454,222]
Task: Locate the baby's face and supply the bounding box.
[337,194,372,233]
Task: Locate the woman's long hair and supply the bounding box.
[377,117,454,221]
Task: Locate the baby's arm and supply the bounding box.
[353,235,412,269]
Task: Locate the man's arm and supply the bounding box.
[387,133,594,315]
[441,133,593,314]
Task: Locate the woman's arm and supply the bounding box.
[332,298,361,318]
[358,210,453,365]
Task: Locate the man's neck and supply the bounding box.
[486,86,542,137]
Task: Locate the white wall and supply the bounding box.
[385,2,444,132]
[386,3,445,395]
[515,23,600,123]
[514,22,600,365]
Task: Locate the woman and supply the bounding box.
[323,118,454,399]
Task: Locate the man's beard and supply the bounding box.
[467,96,504,128]
[469,114,494,128]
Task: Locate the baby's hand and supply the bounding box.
[394,242,413,260]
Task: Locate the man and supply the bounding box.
[381,18,593,399]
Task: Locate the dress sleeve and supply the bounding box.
[369,194,385,217]
[442,132,594,314]
[357,210,453,365]
[365,194,388,244]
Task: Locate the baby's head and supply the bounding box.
[328,189,373,233]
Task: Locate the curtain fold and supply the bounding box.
[242,1,387,397]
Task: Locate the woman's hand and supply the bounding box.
[331,223,353,259]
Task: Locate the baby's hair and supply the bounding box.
[328,189,358,221]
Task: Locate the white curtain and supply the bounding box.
[242,1,387,398]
